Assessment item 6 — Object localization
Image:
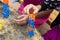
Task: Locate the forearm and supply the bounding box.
[36,9,53,18]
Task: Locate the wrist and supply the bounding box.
[36,5,42,10]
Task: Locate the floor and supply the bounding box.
[0,7,43,40]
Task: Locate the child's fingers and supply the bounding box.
[24,4,35,14]
[34,5,41,14]
[17,15,25,18]
[14,15,28,22]
[33,9,38,14]
[26,4,35,14]
[32,6,39,14]
[26,4,33,14]
[24,5,30,13]
[26,4,39,14]
[14,19,20,21]
[15,20,27,25]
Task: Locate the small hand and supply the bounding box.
[24,4,41,14]
[14,15,28,25]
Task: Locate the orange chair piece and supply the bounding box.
[28,13,35,20]
[28,26,34,31]
[3,0,9,4]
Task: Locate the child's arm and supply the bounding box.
[28,5,52,18]
[14,15,28,25]
[14,8,52,25]
[36,9,53,18]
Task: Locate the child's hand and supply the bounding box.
[24,4,41,14]
[14,15,28,25]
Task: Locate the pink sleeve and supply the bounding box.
[35,14,50,28]
[43,30,51,40]
[18,3,25,14]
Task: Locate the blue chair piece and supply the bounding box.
[3,3,9,7]
[30,23,34,28]
[3,7,9,10]
[28,18,35,28]
[3,3,9,9]
[30,20,34,24]
[3,12,9,18]
[28,18,34,24]
[28,30,34,37]
[3,9,10,18]
[3,9,9,13]
[28,18,31,24]
[29,20,35,28]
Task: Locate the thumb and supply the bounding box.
[26,5,33,14]
[34,9,39,13]
[26,4,35,14]
[24,5,29,13]
[33,6,39,14]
